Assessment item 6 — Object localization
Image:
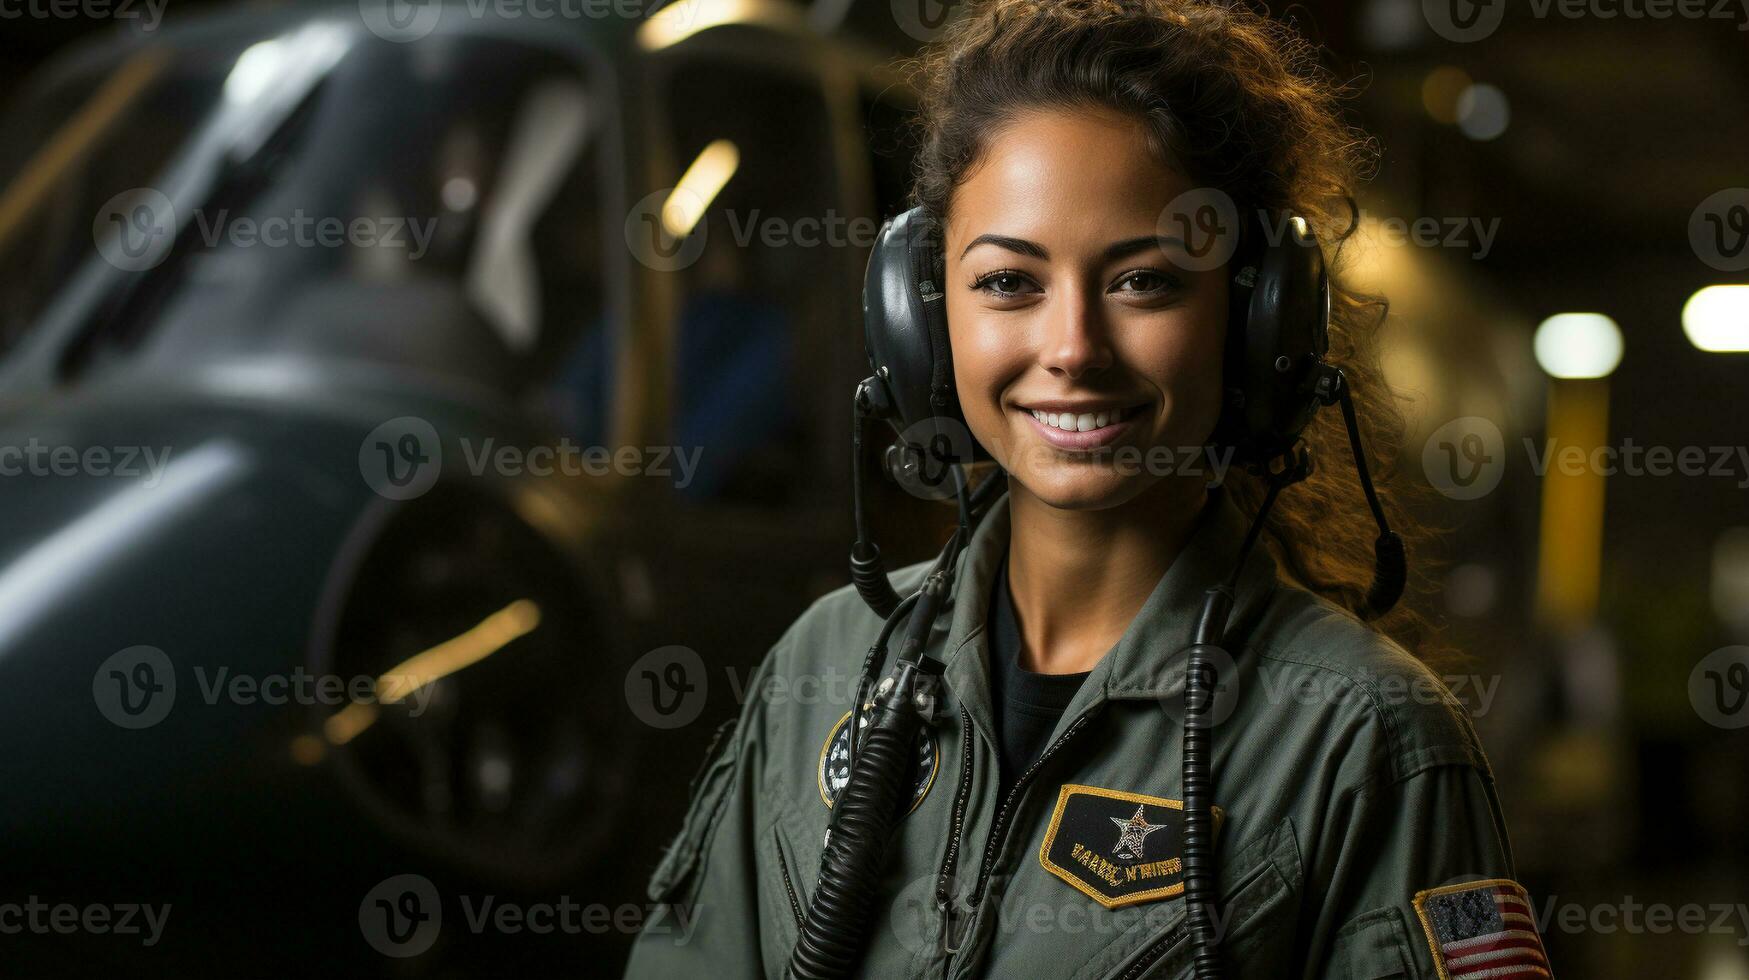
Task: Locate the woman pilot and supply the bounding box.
[625,1,1549,977]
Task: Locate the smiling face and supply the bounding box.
[943,106,1229,511]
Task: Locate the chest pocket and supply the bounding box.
[1325,907,1422,980]
[1083,816,1304,980]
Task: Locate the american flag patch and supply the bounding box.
[1413,879,1553,980]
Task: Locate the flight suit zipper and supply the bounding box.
[772,826,804,927]
[937,708,1095,965]
[1115,921,1187,980]
[935,706,976,952]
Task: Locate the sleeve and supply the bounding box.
[622,648,779,980]
[1306,763,1553,980]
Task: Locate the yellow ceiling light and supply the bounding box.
[637,0,797,51]
[324,599,542,747]
[661,139,739,238]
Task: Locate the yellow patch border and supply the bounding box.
[815,707,939,813]
[1037,783,1222,910]
[1411,877,1549,980]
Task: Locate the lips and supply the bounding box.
[1016,402,1147,451]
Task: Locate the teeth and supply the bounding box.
[1027,408,1124,432]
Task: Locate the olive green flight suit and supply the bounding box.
[624,491,1544,979]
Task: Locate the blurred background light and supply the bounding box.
[1683,285,1749,353]
[1422,66,1473,125]
[223,38,284,104]
[662,138,739,237]
[1445,563,1502,618]
[442,175,478,212]
[638,0,793,50]
[1714,527,1749,636]
[1535,313,1624,379]
[1360,0,1424,50]
[1457,83,1511,141]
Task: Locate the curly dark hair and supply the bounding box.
[903,0,1443,659]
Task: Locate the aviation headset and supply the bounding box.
[788,203,1406,980]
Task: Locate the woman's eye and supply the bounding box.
[970,270,1036,296]
[1112,269,1180,295]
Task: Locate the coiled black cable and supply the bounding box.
[1182,477,1285,980]
[794,456,1004,978]
[788,653,944,979]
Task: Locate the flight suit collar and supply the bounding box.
[937,484,1279,736]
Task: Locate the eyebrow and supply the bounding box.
[960,234,1048,260]
[958,233,1188,262]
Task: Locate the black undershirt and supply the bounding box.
[987,556,1091,799]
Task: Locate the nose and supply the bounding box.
[1037,285,1114,380]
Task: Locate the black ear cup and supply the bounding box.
[1217,211,1331,464]
[861,208,982,463]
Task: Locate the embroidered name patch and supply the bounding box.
[817,707,938,812]
[1413,878,1553,979]
[1038,784,1218,909]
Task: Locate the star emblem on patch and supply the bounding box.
[1109,804,1167,860]
[1038,784,1222,909]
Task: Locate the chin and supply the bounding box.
[1011,467,1161,512]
